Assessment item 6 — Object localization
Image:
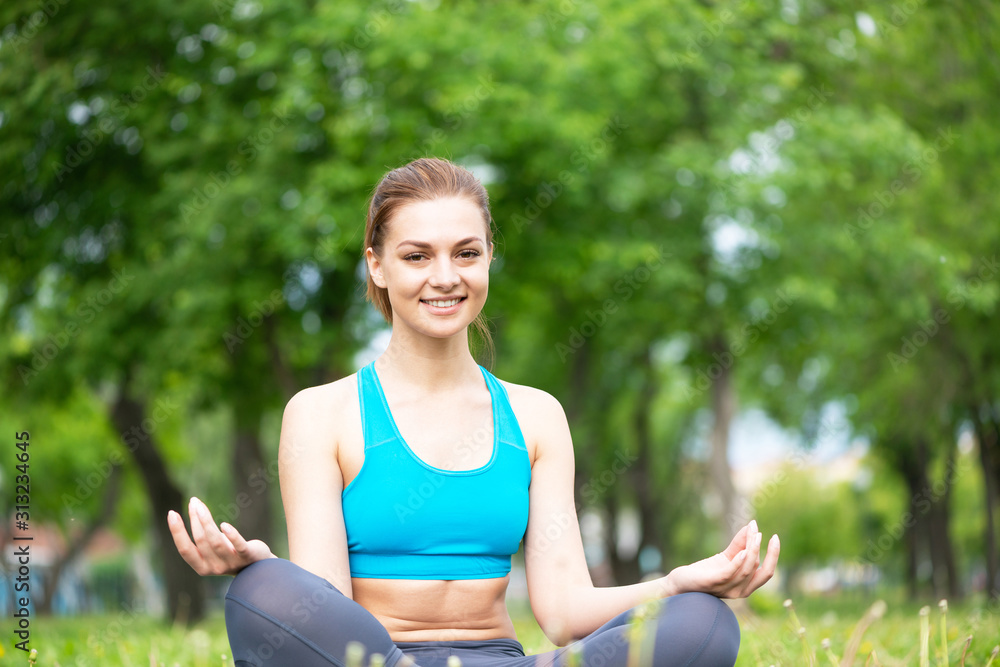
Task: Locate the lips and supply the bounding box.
[420,297,465,307]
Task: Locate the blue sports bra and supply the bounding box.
[341,362,531,580]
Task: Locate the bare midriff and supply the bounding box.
[352,576,518,642]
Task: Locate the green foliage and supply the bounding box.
[755,463,862,571]
[1,0,998,612]
[13,595,1000,665]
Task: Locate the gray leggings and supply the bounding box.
[225,558,740,667]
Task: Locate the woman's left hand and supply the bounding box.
[666,520,780,599]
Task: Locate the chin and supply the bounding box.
[423,323,476,339]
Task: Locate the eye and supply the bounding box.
[402,253,426,262]
[457,249,481,260]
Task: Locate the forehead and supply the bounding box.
[385,196,488,245]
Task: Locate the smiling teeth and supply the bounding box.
[425,298,461,307]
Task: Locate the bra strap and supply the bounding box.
[357,363,396,450]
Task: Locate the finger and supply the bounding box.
[721,549,747,581]
[220,521,250,555]
[190,498,227,549]
[757,534,780,579]
[751,529,763,564]
[733,528,760,579]
[716,550,751,594]
[764,534,779,568]
[722,525,751,560]
[743,534,781,596]
[191,500,246,575]
[188,497,209,545]
[167,510,205,570]
[195,500,239,557]
[167,509,194,552]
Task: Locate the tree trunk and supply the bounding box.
[915,439,949,600]
[928,501,961,600]
[896,437,961,601]
[629,349,664,577]
[708,337,740,537]
[974,411,1000,599]
[38,464,123,614]
[604,492,620,583]
[604,493,641,586]
[109,391,205,624]
[230,425,275,547]
[927,439,962,600]
[264,315,298,399]
[224,311,290,550]
[905,508,919,600]
[564,343,590,510]
[896,438,929,600]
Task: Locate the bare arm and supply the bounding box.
[279,383,355,597]
[519,388,779,645]
[167,380,356,595]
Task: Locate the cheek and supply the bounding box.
[467,267,490,293]
[383,266,419,294]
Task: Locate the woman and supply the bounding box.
[168,157,780,667]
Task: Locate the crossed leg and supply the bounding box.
[224,558,740,667]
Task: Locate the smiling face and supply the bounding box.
[366,196,493,341]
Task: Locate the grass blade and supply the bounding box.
[959,635,972,667]
[939,599,950,667]
[920,605,931,667]
[841,599,887,667]
[785,599,816,667]
[822,638,840,667]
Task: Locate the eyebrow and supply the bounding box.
[396,236,485,250]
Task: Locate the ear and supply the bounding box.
[487,242,495,263]
[366,247,387,289]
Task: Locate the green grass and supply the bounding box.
[734,591,1000,667]
[10,592,1000,666]
[5,610,233,666]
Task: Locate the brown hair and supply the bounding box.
[364,157,495,365]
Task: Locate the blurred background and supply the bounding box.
[0,0,998,634]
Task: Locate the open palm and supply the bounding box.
[167,496,275,577]
[668,521,780,599]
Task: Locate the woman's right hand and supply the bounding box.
[167,496,276,576]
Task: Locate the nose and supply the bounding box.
[428,257,461,290]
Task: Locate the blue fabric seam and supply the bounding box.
[345,363,530,581]
[370,362,500,476]
[226,593,347,667]
[482,368,530,453]
[357,368,368,450]
[680,597,722,667]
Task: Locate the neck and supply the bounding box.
[374,325,481,392]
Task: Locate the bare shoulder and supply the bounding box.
[286,373,358,417]
[497,379,572,463]
[499,380,565,420]
[279,374,359,594]
[279,373,360,454]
